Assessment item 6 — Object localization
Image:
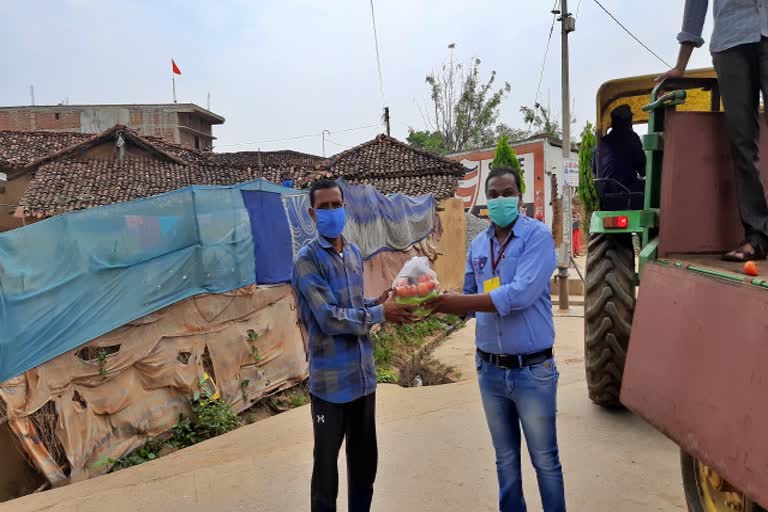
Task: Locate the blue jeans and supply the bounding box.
[476,353,566,512]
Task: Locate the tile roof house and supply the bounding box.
[300,134,467,200]
[13,125,287,219]
[213,150,327,168]
[2,128,465,230]
[0,130,92,178]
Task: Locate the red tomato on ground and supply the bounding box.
[744,261,760,277]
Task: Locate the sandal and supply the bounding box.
[722,240,768,262]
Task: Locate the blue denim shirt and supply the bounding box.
[292,237,384,404]
[678,0,768,52]
[464,215,557,355]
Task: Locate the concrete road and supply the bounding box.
[2,315,685,512]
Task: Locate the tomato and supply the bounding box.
[396,286,414,297]
[416,282,432,296]
[744,261,760,277]
[417,274,431,283]
[424,280,437,291]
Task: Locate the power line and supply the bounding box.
[216,123,382,148]
[534,13,558,106]
[527,5,559,132]
[369,0,386,104]
[325,138,351,149]
[591,0,672,68]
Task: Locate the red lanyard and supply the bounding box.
[490,234,513,274]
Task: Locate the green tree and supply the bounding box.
[491,135,526,194]
[494,123,530,144]
[520,103,561,139]
[577,122,599,219]
[409,52,511,153]
[405,130,449,155]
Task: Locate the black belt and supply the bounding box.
[477,347,553,369]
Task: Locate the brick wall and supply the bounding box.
[0,106,218,148]
[0,110,81,132]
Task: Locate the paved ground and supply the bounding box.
[2,314,685,512]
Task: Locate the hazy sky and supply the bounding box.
[0,1,715,155]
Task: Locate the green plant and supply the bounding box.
[109,441,162,470]
[247,330,261,363]
[372,329,395,368]
[98,349,108,382]
[289,392,309,408]
[492,135,526,194]
[577,121,599,218]
[441,314,465,328]
[240,379,250,403]
[174,382,239,448]
[376,367,398,384]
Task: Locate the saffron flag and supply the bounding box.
[172,59,182,75]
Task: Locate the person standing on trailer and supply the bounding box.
[658,0,768,261]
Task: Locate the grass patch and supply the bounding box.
[372,315,462,386]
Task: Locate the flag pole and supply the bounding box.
[172,74,177,103]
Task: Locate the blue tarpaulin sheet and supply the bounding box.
[0,178,436,382]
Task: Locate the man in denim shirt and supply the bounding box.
[292,179,415,512]
[658,0,768,261]
[428,167,564,511]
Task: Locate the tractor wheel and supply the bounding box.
[584,233,635,407]
[681,450,765,512]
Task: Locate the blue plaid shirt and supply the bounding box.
[292,237,384,404]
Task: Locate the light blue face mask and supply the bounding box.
[487,196,519,228]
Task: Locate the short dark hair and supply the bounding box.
[280,170,292,180]
[309,179,344,207]
[485,166,521,193]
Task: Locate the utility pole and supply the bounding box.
[558,0,576,310]
[29,85,35,106]
[383,107,391,136]
[322,129,331,157]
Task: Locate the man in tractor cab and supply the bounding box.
[592,105,646,210]
[657,0,768,262]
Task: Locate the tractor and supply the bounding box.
[585,69,768,511]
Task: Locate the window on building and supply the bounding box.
[194,136,200,149]
[54,113,60,120]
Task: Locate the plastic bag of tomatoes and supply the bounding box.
[392,256,440,317]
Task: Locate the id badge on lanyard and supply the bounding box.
[483,235,512,293]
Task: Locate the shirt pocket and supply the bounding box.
[498,255,519,284]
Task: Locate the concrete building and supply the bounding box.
[0,104,225,150]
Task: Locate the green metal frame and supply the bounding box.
[656,258,768,290]
[590,83,698,275]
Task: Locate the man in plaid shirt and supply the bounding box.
[292,179,415,512]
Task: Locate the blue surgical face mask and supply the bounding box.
[282,179,294,188]
[315,207,347,238]
[487,196,519,228]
